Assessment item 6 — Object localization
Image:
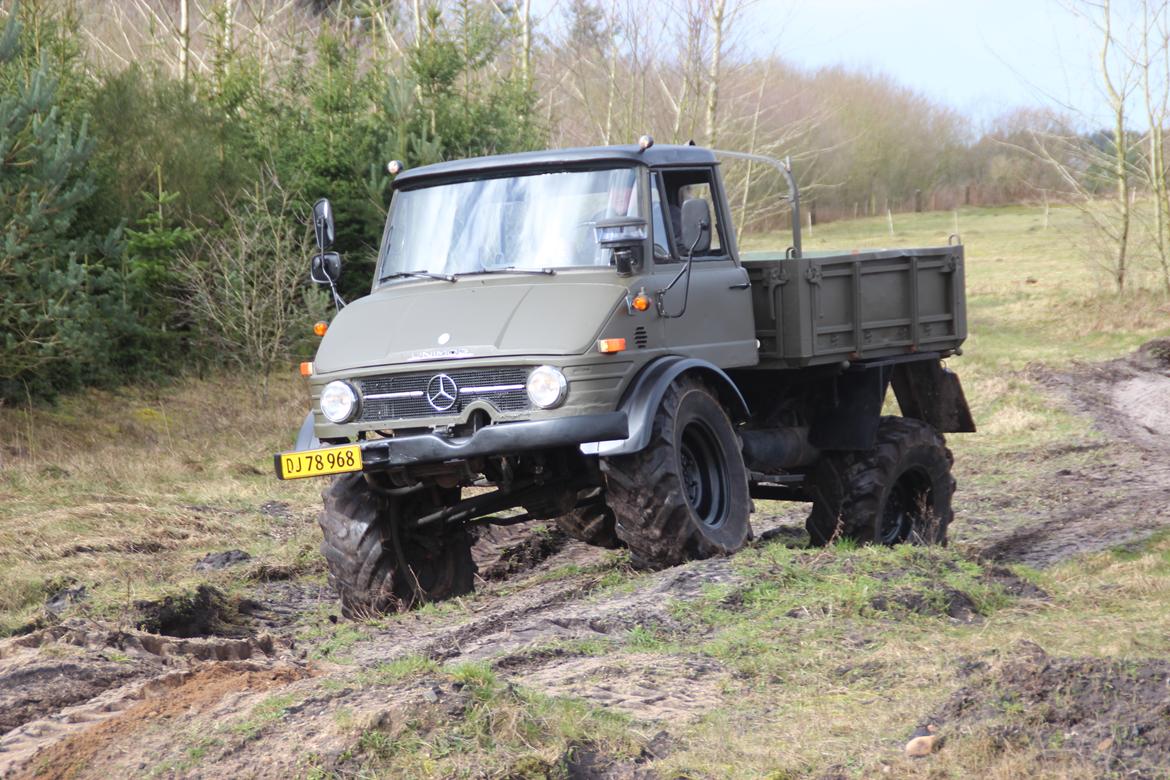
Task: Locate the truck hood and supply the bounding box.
[314,278,628,374]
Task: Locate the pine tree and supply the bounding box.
[0,9,103,392]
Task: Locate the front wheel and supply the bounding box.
[602,377,751,568]
[318,474,476,618]
[555,487,622,548]
[805,416,954,546]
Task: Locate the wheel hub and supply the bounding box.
[681,447,702,506]
[679,421,728,529]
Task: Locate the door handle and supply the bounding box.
[728,281,751,290]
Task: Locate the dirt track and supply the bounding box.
[3,342,1170,778]
[973,340,1170,566]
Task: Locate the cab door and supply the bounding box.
[649,167,758,368]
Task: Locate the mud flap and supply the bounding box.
[808,366,889,451]
[891,360,976,433]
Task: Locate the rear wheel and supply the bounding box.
[805,416,954,546]
[603,377,751,567]
[318,474,476,618]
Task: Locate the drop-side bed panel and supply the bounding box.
[741,246,967,368]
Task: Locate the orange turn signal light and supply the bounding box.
[598,338,626,354]
[313,321,328,337]
[299,361,313,377]
[631,293,651,312]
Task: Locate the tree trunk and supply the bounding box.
[603,0,618,145]
[1102,0,1131,292]
[737,64,769,241]
[1142,0,1170,291]
[178,0,190,85]
[224,0,234,54]
[672,13,700,143]
[705,0,726,146]
[521,0,532,90]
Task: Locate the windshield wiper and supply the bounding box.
[457,265,556,277]
[379,269,457,283]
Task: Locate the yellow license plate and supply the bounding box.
[274,444,362,480]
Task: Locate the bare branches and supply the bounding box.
[179,171,326,378]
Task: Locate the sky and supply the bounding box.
[739,0,1109,127]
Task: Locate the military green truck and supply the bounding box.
[276,140,975,617]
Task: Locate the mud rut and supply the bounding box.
[2,343,1169,778]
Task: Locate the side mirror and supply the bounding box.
[680,198,711,254]
[310,252,341,285]
[312,198,335,251]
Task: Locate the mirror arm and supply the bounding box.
[655,221,706,319]
[326,277,346,311]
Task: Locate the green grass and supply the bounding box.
[296,603,369,662]
[231,693,300,740]
[313,661,649,778]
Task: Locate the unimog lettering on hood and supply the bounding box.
[277,138,976,618]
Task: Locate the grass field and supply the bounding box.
[2,205,1170,777]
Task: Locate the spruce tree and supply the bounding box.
[0,9,102,394]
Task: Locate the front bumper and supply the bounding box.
[359,411,629,469]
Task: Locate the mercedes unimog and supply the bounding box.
[275,138,975,617]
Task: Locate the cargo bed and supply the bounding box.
[740,245,967,368]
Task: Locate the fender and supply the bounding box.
[294,411,321,452]
[581,356,750,457]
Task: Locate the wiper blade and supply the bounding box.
[457,265,556,277]
[379,269,457,283]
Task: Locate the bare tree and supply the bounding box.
[1138,0,1170,291]
[1100,0,1135,291]
[179,172,327,385]
[1018,1,1144,292]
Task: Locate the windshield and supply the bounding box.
[377,167,643,282]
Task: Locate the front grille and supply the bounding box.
[356,366,530,423]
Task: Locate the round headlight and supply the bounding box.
[319,380,359,423]
[526,365,568,409]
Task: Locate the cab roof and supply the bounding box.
[392,144,719,189]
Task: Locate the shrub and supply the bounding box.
[178,171,329,383]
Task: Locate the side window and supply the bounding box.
[650,173,672,261]
[660,169,726,259]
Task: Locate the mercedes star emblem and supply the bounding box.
[426,373,459,412]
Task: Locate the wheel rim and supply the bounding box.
[679,420,729,528]
[880,467,933,544]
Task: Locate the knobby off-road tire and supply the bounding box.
[555,487,622,549]
[318,474,476,619]
[805,416,955,547]
[602,378,751,568]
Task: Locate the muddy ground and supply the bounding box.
[2,342,1170,779]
